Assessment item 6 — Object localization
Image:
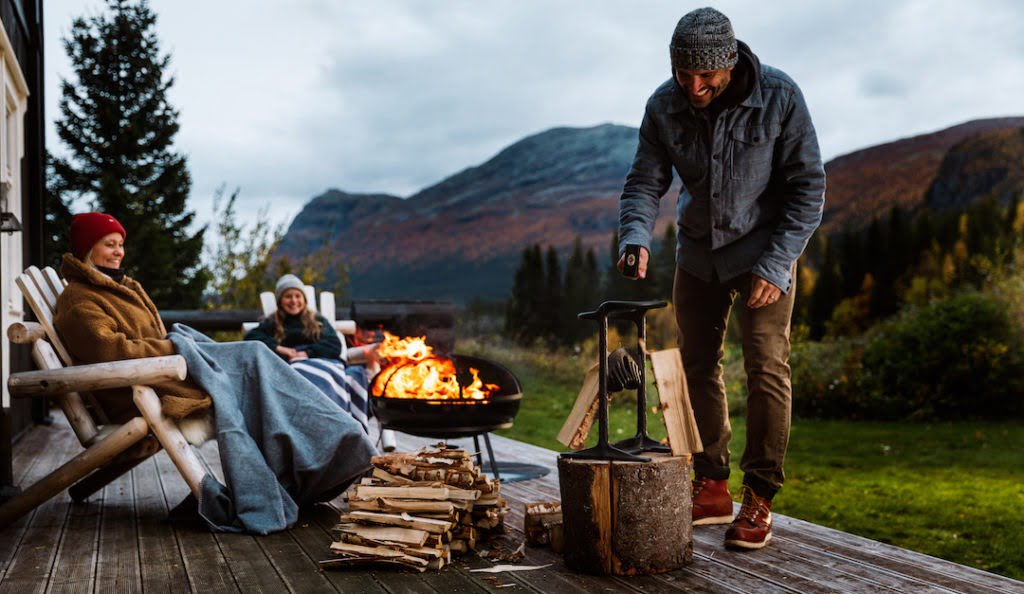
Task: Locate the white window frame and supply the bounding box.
[0,17,30,409]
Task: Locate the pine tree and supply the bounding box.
[808,239,841,339]
[50,0,206,308]
[562,237,592,344]
[543,246,564,343]
[505,244,545,344]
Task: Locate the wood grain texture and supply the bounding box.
[650,348,703,455]
[1,416,1021,593]
[558,454,692,575]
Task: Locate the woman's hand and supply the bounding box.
[275,345,299,360]
[288,351,309,362]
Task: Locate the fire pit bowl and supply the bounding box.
[371,354,522,438]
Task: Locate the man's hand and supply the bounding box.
[616,246,650,279]
[747,275,782,308]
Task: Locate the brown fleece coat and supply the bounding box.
[53,253,212,423]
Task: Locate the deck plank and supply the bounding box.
[188,436,298,593]
[132,456,190,594]
[95,472,142,593]
[46,497,102,594]
[0,424,81,594]
[2,418,1022,593]
[152,451,239,593]
[772,517,1019,594]
[292,504,389,593]
[0,420,58,579]
[256,529,339,593]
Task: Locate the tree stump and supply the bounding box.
[557,453,692,575]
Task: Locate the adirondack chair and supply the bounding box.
[0,266,210,528]
[243,287,394,450]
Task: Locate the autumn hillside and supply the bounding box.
[821,117,1024,233]
[277,117,1024,302]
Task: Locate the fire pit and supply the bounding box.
[368,333,528,480]
[371,353,522,438]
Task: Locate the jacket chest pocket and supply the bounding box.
[728,125,776,181]
[669,129,706,185]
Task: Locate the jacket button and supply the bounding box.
[753,137,760,142]
[712,192,720,198]
[712,153,720,160]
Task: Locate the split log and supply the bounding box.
[351,484,479,502]
[341,510,454,534]
[328,542,428,570]
[371,467,414,484]
[556,361,600,449]
[524,501,563,547]
[333,523,429,546]
[558,453,693,575]
[347,498,458,515]
[649,349,703,455]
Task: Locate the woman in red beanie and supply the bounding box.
[53,212,212,423]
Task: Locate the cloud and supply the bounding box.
[43,0,1024,230]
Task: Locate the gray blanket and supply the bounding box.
[168,324,377,534]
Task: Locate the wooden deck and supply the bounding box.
[1,417,1021,593]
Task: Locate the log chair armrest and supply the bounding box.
[7,355,188,398]
[6,321,47,344]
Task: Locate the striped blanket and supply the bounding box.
[290,359,370,433]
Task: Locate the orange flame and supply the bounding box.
[371,332,499,400]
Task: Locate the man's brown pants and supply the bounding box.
[673,265,795,500]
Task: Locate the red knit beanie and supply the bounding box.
[70,212,127,259]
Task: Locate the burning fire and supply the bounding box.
[371,332,499,400]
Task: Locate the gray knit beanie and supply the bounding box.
[670,7,738,70]
[275,274,305,301]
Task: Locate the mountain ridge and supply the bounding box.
[276,117,1024,302]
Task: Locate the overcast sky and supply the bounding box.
[43,0,1024,229]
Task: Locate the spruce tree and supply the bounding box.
[505,245,546,344]
[562,237,590,344]
[50,0,206,308]
[543,246,564,343]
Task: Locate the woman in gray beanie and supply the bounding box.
[244,274,342,361]
[244,274,370,431]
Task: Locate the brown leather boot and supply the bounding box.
[724,485,773,550]
[692,476,734,525]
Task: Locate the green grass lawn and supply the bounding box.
[467,339,1024,581]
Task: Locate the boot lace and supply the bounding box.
[735,486,770,525]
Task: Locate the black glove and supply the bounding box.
[607,346,642,392]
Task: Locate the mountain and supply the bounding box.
[277,117,1024,303]
[276,124,676,302]
[820,117,1024,233]
[925,126,1024,211]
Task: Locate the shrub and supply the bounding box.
[791,336,866,419]
[859,292,1024,420]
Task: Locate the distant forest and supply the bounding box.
[505,193,1024,346]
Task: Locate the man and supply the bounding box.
[617,7,825,550]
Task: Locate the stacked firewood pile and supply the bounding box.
[325,444,507,571]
